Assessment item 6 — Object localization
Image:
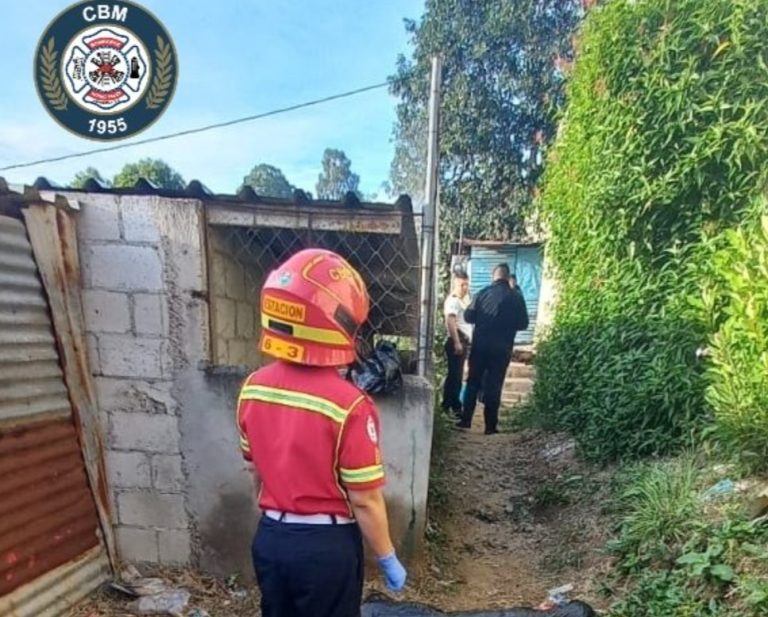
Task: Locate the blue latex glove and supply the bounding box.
[377,552,407,592]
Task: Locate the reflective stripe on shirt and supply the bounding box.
[339,464,385,484]
[240,384,351,423]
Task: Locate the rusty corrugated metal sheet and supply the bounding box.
[0,417,101,596]
[0,216,70,424]
[0,546,108,617]
[0,213,107,611]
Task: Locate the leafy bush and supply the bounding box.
[532,0,768,462]
[608,569,720,617]
[535,313,706,461]
[610,516,768,616]
[609,570,727,617]
[704,211,768,463]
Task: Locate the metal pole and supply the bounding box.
[417,56,442,377]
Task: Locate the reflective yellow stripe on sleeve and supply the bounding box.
[239,385,349,423]
[236,375,255,454]
[340,464,385,484]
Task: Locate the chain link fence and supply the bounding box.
[206,208,423,373]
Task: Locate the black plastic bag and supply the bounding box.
[361,594,597,617]
[350,341,403,395]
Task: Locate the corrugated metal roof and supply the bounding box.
[0,175,410,214]
[0,216,70,423]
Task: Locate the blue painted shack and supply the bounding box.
[461,240,544,345]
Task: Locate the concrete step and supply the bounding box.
[501,392,530,408]
[507,362,535,379]
[502,392,526,405]
[505,377,534,394]
[512,347,535,363]
[502,375,534,408]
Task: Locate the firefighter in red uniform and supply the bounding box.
[237,248,407,617]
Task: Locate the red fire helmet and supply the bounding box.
[258,248,370,366]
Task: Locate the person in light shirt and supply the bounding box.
[441,271,472,416]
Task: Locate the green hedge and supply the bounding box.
[532,0,768,462]
[535,315,705,461]
[704,208,768,461]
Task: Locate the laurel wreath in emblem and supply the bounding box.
[145,36,173,110]
[39,37,68,111]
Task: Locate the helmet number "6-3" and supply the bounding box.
[263,333,304,362]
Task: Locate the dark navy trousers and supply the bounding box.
[252,516,364,617]
[461,346,512,432]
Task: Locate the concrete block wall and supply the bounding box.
[72,195,435,578]
[208,227,262,367]
[176,370,434,578]
[75,194,206,566]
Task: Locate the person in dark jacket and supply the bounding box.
[457,263,528,434]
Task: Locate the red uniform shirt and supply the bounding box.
[237,361,385,517]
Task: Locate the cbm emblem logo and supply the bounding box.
[34,1,178,141]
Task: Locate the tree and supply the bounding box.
[386,106,427,209]
[389,0,583,248]
[242,164,295,198]
[70,167,111,188]
[315,148,361,200]
[112,158,185,190]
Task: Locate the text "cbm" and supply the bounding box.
[83,4,128,22]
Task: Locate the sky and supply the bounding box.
[0,0,424,197]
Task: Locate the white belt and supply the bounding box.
[263,509,355,525]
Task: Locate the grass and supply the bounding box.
[532,477,576,509]
[427,412,453,516]
[500,399,552,432]
[608,455,701,572]
[425,368,455,551]
[604,453,768,616]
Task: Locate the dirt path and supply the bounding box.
[375,416,616,612]
[73,410,616,616]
